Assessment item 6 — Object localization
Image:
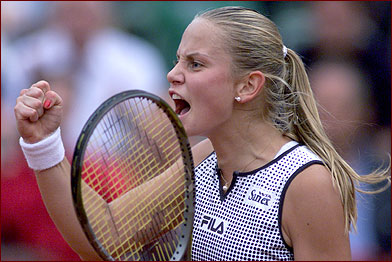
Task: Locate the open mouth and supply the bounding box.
[171,93,191,115]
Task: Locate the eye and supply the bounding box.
[190,61,202,69]
[173,59,179,66]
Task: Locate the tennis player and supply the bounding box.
[15,6,390,261]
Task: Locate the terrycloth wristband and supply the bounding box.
[19,127,65,171]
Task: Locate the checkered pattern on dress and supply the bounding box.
[191,144,323,261]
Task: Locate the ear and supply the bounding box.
[235,71,265,103]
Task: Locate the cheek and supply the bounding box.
[192,84,234,127]
[198,69,234,96]
[186,99,232,137]
[193,75,233,113]
[197,99,232,124]
[185,70,235,135]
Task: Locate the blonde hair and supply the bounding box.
[197,6,390,233]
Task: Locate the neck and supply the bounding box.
[209,120,290,177]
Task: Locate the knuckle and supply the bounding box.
[33,100,43,109]
[38,80,49,86]
[14,104,20,114]
[36,80,48,85]
[16,95,23,104]
[29,108,38,118]
[28,87,44,98]
[19,89,28,96]
[35,80,50,92]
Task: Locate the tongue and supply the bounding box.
[180,107,190,115]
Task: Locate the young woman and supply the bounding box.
[15,6,390,261]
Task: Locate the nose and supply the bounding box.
[167,63,184,85]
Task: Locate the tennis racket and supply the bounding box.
[71,90,194,261]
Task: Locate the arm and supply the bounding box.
[15,80,214,260]
[107,138,213,247]
[15,81,102,260]
[281,164,351,261]
[35,159,103,261]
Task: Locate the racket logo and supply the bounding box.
[200,215,225,235]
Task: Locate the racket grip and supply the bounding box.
[19,127,65,171]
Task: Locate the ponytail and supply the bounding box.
[198,6,390,233]
[283,48,391,233]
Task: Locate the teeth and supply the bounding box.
[172,93,183,100]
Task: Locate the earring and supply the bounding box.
[235,96,241,102]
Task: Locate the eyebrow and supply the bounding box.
[176,52,211,59]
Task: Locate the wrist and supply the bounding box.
[19,127,65,171]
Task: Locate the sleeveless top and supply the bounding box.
[191,143,324,261]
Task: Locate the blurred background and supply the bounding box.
[1,1,390,261]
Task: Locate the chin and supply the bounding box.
[180,113,209,137]
[183,124,200,137]
[183,126,195,137]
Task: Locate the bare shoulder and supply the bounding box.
[283,165,340,224]
[282,164,351,260]
[191,138,214,166]
[287,164,336,198]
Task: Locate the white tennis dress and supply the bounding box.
[191,142,323,261]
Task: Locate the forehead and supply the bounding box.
[177,18,227,56]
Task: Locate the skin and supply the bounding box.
[14,82,63,143]
[168,18,237,138]
[169,18,351,260]
[168,18,291,184]
[14,17,351,260]
[282,165,351,260]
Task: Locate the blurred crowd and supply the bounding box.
[1,1,390,261]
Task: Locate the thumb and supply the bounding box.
[43,90,63,110]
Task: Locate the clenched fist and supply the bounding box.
[14,80,63,144]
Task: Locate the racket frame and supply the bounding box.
[71,90,194,261]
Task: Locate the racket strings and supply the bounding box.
[83,100,179,200]
[83,158,184,257]
[95,162,185,258]
[82,101,182,213]
[112,173,186,246]
[84,109,186,229]
[81,97,188,260]
[110,187,185,259]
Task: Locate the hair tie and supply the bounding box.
[282,45,288,58]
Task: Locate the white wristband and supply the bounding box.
[19,127,65,171]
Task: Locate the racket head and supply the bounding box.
[71,90,194,261]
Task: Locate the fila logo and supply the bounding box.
[245,186,277,211]
[200,215,226,235]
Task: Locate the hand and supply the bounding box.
[14,80,63,143]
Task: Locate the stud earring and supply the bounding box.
[235,96,241,102]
